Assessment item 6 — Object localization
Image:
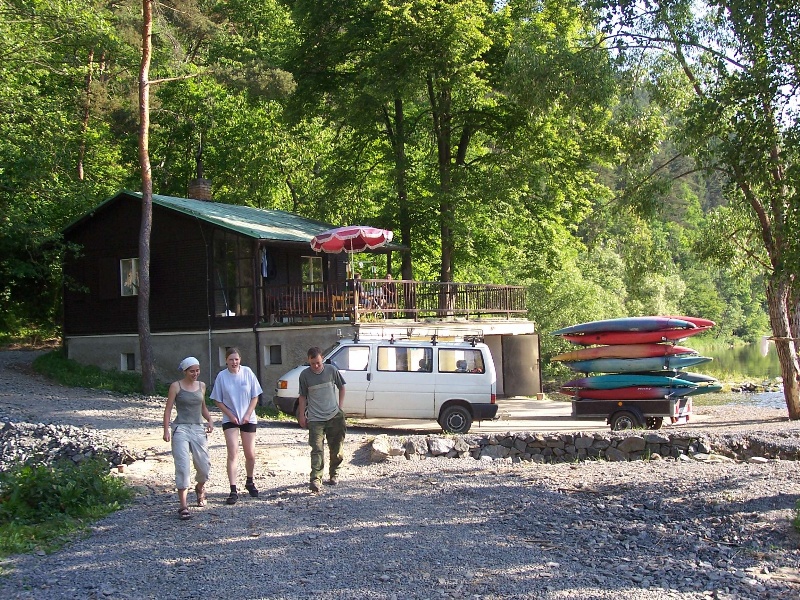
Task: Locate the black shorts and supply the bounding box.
[222,422,257,433]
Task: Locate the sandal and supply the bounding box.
[195,483,206,507]
[178,507,192,520]
[225,491,238,505]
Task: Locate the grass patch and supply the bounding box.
[32,348,169,396]
[793,500,800,534]
[0,458,133,556]
[256,404,296,422]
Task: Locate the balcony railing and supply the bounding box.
[260,279,527,324]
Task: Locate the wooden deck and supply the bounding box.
[260,279,527,324]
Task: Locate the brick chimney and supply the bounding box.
[187,139,212,201]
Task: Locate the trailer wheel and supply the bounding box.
[646,417,664,430]
[610,410,643,431]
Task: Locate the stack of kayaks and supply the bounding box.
[552,316,721,399]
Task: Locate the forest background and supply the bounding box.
[1,0,797,384]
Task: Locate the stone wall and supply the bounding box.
[369,430,800,463]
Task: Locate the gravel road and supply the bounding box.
[0,349,799,599]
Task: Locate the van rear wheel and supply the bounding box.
[439,405,473,434]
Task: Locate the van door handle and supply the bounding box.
[367,373,371,381]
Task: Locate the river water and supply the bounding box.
[698,341,785,409]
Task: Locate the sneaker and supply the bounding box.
[309,480,321,493]
[245,481,259,498]
[225,491,238,505]
[325,475,338,486]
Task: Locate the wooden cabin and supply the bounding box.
[62,190,540,396]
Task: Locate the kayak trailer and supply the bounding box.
[571,397,692,431]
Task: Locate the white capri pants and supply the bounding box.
[171,424,211,489]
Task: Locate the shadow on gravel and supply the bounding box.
[5,396,167,433]
[5,462,798,600]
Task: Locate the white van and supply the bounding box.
[273,336,498,433]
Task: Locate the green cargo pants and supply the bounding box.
[308,409,346,483]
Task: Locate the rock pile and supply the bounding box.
[370,429,800,463]
[732,379,782,393]
[0,420,144,472]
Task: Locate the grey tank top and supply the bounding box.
[173,385,205,424]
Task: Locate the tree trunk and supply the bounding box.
[138,0,156,394]
[390,96,413,282]
[427,76,453,284]
[78,48,94,181]
[765,276,800,419]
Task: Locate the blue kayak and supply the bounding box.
[681,383,723,396]
[552,316,697,336]
[562,355,712,374]
[632,371,718,384]
[562,374,698,390]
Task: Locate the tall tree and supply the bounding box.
[0,0,133,333]
[600,0,800,417]
[138,0,156,393]
[286,0,615,285]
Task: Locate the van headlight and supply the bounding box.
[277,380,288,389]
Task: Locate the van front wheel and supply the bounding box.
[439,406,473,434]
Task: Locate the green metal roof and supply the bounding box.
[64,190,406,250]
[140,191,335,242]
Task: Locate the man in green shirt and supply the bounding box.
[298,346,347,492]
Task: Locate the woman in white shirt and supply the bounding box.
[210,347,263,505]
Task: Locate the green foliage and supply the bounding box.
[284,0,617,282]
[255,404,295,422]
[32,349,169,396]
[0,324,61,350]
[0,0,135,332]
[0,458,133,556]
[0,0,779,356]
[793,500,800,534]
[529,248,628,379]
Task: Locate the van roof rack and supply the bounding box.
[352,326,484,346]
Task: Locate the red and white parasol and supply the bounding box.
[310,225,394,253]
[311,225,394,278]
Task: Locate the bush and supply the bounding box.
[0,458,133,555]
[794,500,800,534]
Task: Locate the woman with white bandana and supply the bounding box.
[163,357,214,520]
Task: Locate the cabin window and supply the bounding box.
[120,258,139,297]
[264,345,282,365]
[301,256,323,292]
[213,232,254,316]
[120,353,136,371]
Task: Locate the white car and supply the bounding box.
[274,337,498,433]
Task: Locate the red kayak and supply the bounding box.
[566,387,691,400]
[562,326,712,346]
[552,343,697,362]
[664,316,716,328]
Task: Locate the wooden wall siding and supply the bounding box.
[63,193,372,337]
[64,198,213,335]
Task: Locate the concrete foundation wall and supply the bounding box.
[64,325,357,400]
[64,320,536,403]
